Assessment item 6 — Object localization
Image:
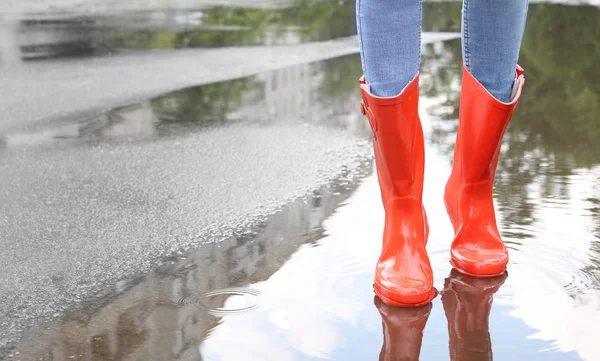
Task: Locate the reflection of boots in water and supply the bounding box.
[442,269,507,361]
[375,296,431,361]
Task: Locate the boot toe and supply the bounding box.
[374,272,435,307]
[450,245,508,277]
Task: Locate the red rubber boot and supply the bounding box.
[444,65,525,277]
[359,74,436,307]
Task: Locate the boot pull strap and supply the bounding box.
[516,65,524,77]
[359,76,368,115]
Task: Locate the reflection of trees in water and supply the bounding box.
[420,39,462,118]
[314,54,371,136]
[318,54,362,103]
[147,53,369,137]
[425,4,600,239]
[151,77,262,131]
[516,4,600,168]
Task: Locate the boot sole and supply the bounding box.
[450,259,507,278]
[373,282,437,308]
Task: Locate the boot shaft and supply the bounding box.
[359,74,425,202]
[455,65,525,183]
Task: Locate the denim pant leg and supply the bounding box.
[356,0,422,97]
[462,0,528,102]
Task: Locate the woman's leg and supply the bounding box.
[444,0,528,278]
[356,0,422,97]
[462,0,528,102]
[357,0,434,307]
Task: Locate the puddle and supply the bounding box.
[0,54,368,147]
[2,1,600,361]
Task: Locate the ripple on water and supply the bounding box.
[178,287,262,315]
[319,238,599,298]
[505,241,599,297]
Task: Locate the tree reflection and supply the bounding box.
[147,52,369,137]
[515,4,600,168]
[318,54,363,103]
[151,77,262,130]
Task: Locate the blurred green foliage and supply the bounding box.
[151,77,261,129]
[120,0,355,49]
[515,4,600,168]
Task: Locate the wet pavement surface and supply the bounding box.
[1,0,600,360]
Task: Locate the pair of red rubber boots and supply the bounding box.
[359,65,525,307]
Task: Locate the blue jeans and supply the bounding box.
[357,0,528,102]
